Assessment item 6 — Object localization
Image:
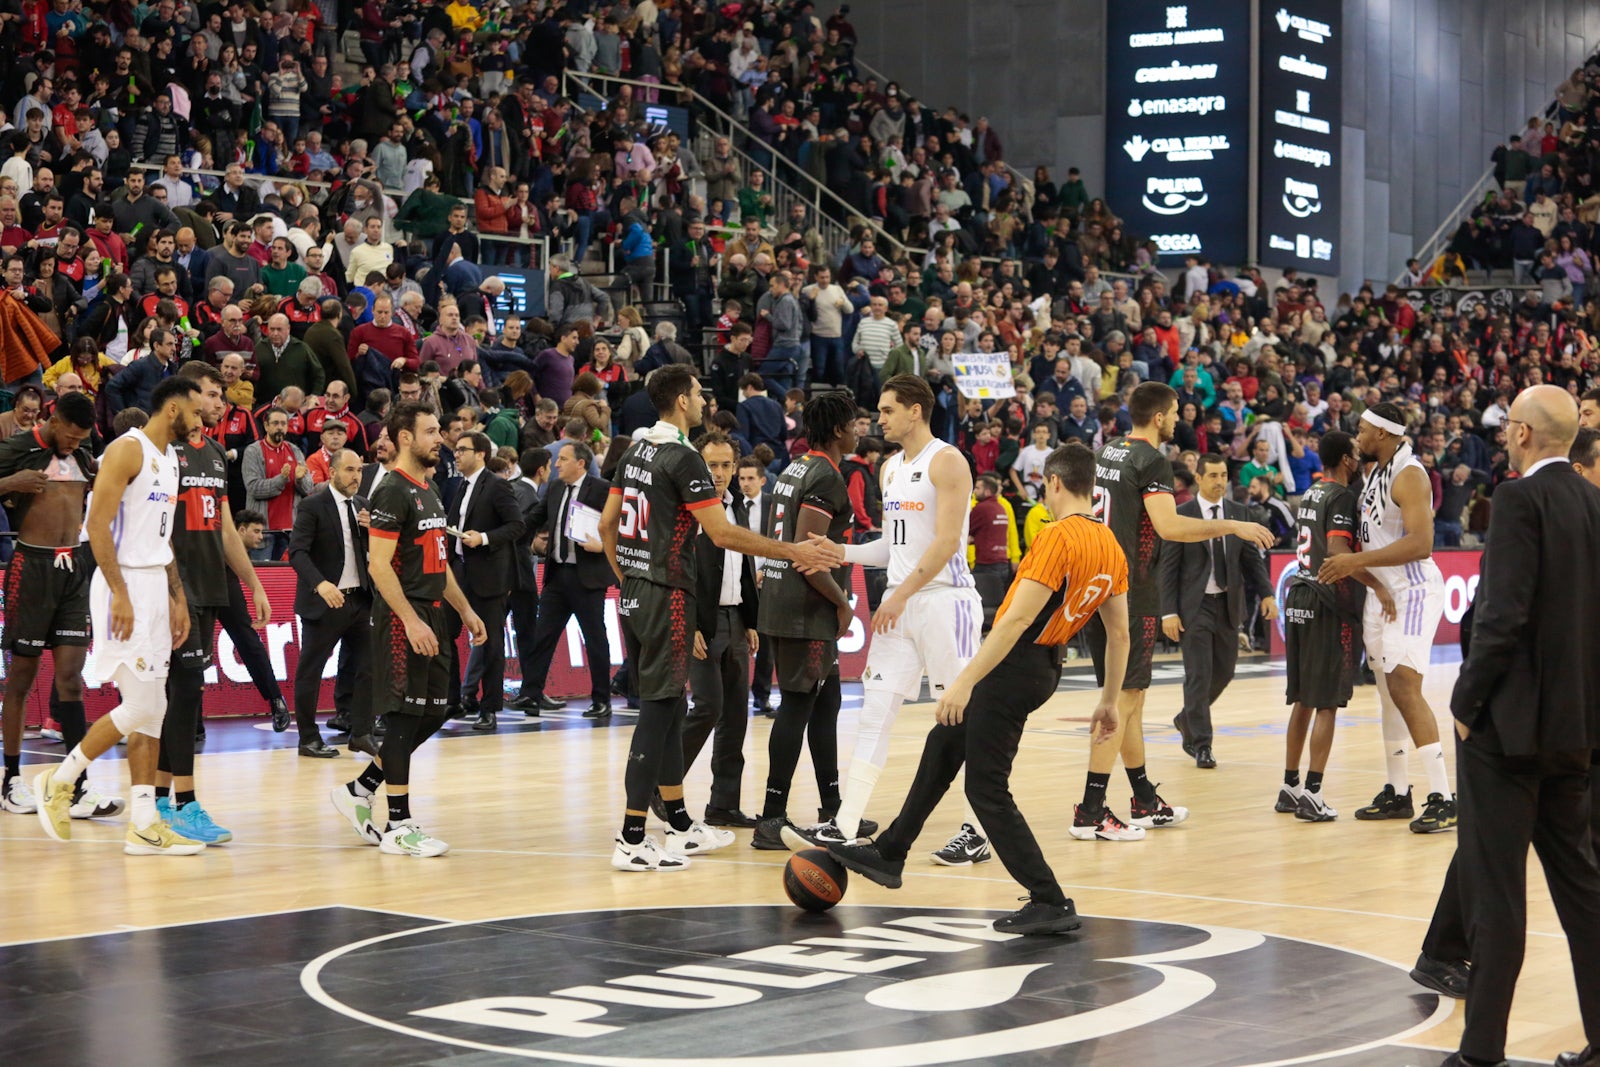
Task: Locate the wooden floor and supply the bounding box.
[0,653,1584,1065]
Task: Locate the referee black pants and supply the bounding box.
[875,652,1068,906]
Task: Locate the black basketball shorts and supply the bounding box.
[372,599,453,716]
[2,543,93,655]
[1284,584,1361,711]
[1087,611,1158,691]
[619,578,695,703]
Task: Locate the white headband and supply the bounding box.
[1361,409,1405,436]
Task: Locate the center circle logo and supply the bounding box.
[302,905,1447,1065]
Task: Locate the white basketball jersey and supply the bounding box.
[110,428,180,568]
[1357,444,1440,591]
[880,438,973,592]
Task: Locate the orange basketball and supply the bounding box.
[784,849,849,912]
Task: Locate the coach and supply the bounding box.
[1429,385,1600,1067]
[1159,454,1275,769]
[288,449,373,757]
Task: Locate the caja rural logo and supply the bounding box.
[303,905,1446,1064]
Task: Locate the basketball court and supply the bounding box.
[0,653,1574,1065]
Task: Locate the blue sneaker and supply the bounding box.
[171,801,233,844]
[155,796,174,822]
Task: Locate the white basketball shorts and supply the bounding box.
[91,566,173,682]
[1363,561,1445,676]
[863,586,983,700]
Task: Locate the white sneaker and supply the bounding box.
[664,821,735,856]
[70,788,126,820]
[1274,784,1304,813]
[39,727,62,742]
[611,834,690,871]
[1,775,38,814]
[379,820,450,857]
[329,784,382,845]
[1295,790,1339,823]
[930,823,993,866]
[1068,804,1147,842]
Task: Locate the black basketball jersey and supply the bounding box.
[611,437,720,590]
[758,451,853,641]
[1093,435,1174,614]
[369,468,449,602]
[172,435,231,607]
[1291,479,1363,614]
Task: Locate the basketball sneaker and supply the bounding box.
[1069,804,1146,841]
[379,821,450,857]
[827,840,905,889]
[171,801,233,844]
[1128,791,1188,829]
[1354,784,1414,821]
[33,769,73,842]
[994,897,1082,936]
[1,774,37,814]
[930,823,992,866]
[329,784,382,845]
[780,819,848,851]
[1409,793,1458,834]
[124,820,207,856]
[611,834,690,872]
[664,821,735,856]
[70,788,126,820]
[750,816,794,850]
[1275,784,1303,813]
[819,808,877,837]
[1295,790,1338,823]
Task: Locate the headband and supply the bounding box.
[1361,409,1405,436]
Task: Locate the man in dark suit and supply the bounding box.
[445,431,526,731]
[1422,387,1600,1067]
[504,449,552,714]
[1160,453,1276,768]
[287,449,373,757]
[736,455,778,714]
[682,432,761,827]
[519,441,615,719]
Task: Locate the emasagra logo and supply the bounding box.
[301,905,1449,1065]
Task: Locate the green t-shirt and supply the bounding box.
[1239,459,1283,497]
[261,261,308,298]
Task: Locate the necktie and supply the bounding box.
[556,482,574,563]
[1210,504,1228,589]
[346,498,367,583]
[456,478,474,558]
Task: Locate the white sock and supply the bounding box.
[1418,742,1452,799]
[130,785,158,830]
[1385,747,1409,793]
[53,746,90,786]
[834,761,881,840]
[1374,670,1409,791]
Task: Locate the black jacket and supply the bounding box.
[445,472,527,599]
[529,474,614,591]
[1452,462,1600,758]
[288,488,370,621]
[1159,496,1272,630]
[508,477,542,593]
[694,494,758,640]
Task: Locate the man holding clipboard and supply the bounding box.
[519,441,617,719]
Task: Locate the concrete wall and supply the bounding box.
[834,1,1595,294]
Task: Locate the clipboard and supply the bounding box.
[566,501,603,546]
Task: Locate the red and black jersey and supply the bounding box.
[173,435,230,607]
[1290,478,1363,616]
[277,295,322,333]
[304,404,369,456]
[254,402,306,442]
[139,292,190,323]
[757,451,852,641]
[609,437,720,590]
[1093,434,1174,614]
[368,467,449,603]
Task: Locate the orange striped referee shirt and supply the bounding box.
[994,513,1130,647]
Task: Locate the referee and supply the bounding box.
[829,442,1131,935]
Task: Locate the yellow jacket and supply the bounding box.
[1023,500,1054,549]
[446,1,484,32]
[966,492,1021,566]
[43,353,119,394]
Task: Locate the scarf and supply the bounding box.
[637,420,687,445]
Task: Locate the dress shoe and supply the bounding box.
[270,697,291,732]
[1439,1055,1508,1067]
[1557,1045,1600,1066]
[1180,739,1196,758]
[298,738,340,758]
[537,695,568,712]
[471,710,497,732]
[1194,745,1216,769]
[446,704,471,721]
[1410,952,1469,999]
[347,734,380,757]
[705,807,759,828]
[327,713,352,735]
[583,700,612,719]
[505,693,542,713]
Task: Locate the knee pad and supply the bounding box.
[853,691,904,769]
[108,670,169,739]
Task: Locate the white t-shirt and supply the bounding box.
[1016,443,1052,500]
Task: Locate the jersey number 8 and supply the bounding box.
[618,487,652,540]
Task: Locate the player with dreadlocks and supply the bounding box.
[749,389,865,850]
[1318,401,1456,834]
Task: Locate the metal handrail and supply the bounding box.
[1399,170,1499,284]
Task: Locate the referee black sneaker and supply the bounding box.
[993,897,1082,936]
[750,816,793,850]
[819,808,877,837]
[1354,784,1414,821]
[1409,792,1458,834]
[1409,952,1468,998]
[827,840,904,889]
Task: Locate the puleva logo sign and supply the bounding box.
[302,905,1448,1064]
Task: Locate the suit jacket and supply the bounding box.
[288,487,370,621]
[1159,496,1272,630]
[694,494,759,640]
[509,477,542,594]
[530,474,615,591]
[1451,462,1600,759]
[446,472,526,599]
